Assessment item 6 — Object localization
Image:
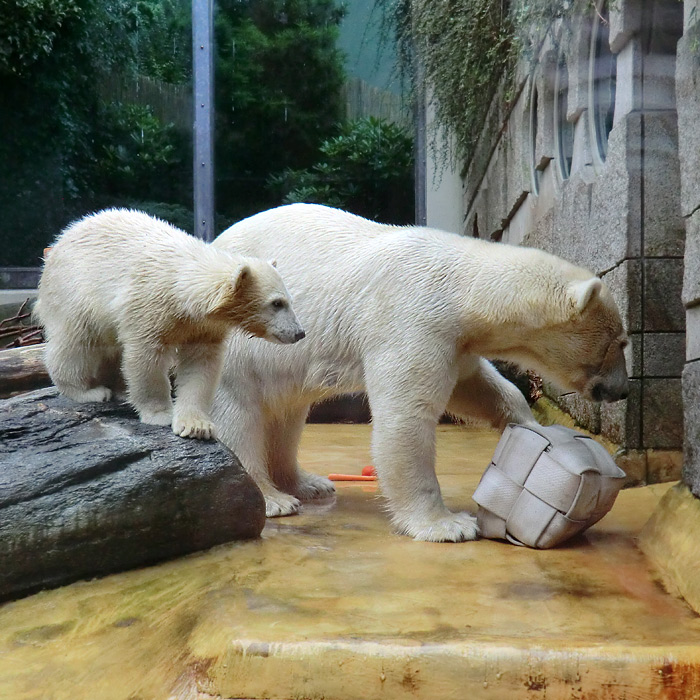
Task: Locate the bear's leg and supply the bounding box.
[365,359,478,543]
[447,358,536,429]
[44,333,112,403]
[96,344,125,399]
[121,341,174,426]
[171,343,224,440]
[213,386,302,517]
[267,406,336,501]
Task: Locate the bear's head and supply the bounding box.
[210,257,305,344]
[520,276,629,403]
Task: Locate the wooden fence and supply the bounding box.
[99,74,409,132]
[98,73,192,131]
[341,77,411,127]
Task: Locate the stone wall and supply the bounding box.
[678,1,700,496]
[458,0,685,483]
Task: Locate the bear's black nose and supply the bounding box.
[592,382,629,403]
[294,329,306,342]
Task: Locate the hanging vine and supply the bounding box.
[377,0,576,168]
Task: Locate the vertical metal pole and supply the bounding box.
[192,0,215,241]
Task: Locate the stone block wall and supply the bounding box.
[459,0,685,483]
[678,2,700,496]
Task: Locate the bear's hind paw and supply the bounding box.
[293,471,336,501]
[398,510,479,543]
[139,408,173,427]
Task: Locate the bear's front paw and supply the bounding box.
[172,411,216,440]
[293,470,336,501]
[396,510,479,543]
[265,492,302,517]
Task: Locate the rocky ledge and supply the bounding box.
[0,387,265,600]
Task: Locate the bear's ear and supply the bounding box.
[233,263,252,299]
[569,277,602,314]
[206,263,251,316]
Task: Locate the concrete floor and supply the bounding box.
[1,424,699,700]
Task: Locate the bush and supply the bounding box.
[269,117,414,224]
[91,101,189,205]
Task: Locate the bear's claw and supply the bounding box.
[172,415,216,440]
[265,492,302,517]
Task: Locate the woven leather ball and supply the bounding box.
[473,424,626,548]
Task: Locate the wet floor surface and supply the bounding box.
[1,424,699,700]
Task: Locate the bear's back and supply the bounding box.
[52,209,191,260]
[38,209,210,330]
[215,203,394,265]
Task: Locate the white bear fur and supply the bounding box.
[35,208,304,439]
[212,204,629,541]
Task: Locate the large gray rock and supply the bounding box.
[0,387,265,600]
[643,378,684,450]
[644,258,686,332]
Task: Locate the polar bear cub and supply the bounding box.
[35,208,305,439]
[211,203,629,541]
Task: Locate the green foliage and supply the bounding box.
[119,201,194,232]
[214,0,347,219]
[378,0,572,167]
[136,0,191,83]
[0,0,96,265]
[0,0,80,76]
[0,0,192,265]
[269,117,414,224]
[91,101,187,203]
[0,0,347,265]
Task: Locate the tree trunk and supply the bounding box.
[0,345,50,398]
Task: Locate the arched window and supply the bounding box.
[529,81,541,195]
[589,1,617,164]
[554,55,574,180]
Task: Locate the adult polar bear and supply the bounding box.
[212,204,629,542]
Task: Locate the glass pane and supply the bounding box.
[0,0,194,267]
[212,0,414,233]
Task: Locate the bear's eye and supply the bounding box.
[271,299,286,310]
